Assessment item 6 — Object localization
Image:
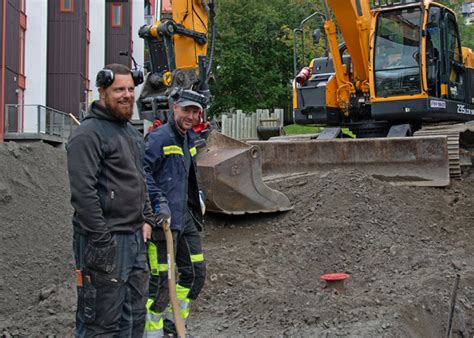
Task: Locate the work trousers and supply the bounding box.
[144,211,206,336]
[73,229,149,338]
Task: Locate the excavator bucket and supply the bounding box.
[196,131,293,214]
[249,136,451,187]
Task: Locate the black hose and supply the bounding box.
[206,1,216,77]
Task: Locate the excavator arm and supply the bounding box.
[137,0,214,124]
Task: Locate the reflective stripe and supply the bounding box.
[163,145,183,156]
[190,253,204,263]
[148,243,159,276]
[158,263,168,272]
[165,303,191,322]
[145,317,163,332]
[165,284,192,321]
[176,284,191,319]
[176,283,190,301]
[145,299,164,335]
[189,147,197,157]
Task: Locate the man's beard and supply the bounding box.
[105,100,134,121]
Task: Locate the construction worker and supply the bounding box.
[143,89,207,336]
[67,63,155,337]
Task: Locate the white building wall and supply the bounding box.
[23,1,48,133]
[88,1,106,103]
[132,0,145,119]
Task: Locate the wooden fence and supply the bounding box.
[220,108,284,140]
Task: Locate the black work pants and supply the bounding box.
[73,229,149,338]
[147,211,206,318]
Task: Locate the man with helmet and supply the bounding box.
[67,63,154,337]
[143,88,207,336]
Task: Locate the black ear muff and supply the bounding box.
[131,68,144,86]
[96,69,115,88]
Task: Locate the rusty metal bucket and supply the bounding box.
[249,136,451,187]
[196,131,292,214]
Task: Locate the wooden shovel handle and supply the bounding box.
[163,219,186,337]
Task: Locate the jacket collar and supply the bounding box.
[169,119,187,143]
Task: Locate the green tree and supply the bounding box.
[436,0,474,49]
[208,0,322,116]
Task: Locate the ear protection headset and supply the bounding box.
[95,67,144,88]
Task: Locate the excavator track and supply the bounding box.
[414,122,474,179]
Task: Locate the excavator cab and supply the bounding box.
[371,2,474,122]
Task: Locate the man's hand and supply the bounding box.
[142,222,152,243]
[154,202,171,227]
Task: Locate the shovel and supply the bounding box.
[163,218,186,337]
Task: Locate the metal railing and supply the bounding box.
[4,104,79,140]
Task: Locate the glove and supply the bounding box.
[154,202,171,228]
[84,235,117,273]
[199,190,206,215]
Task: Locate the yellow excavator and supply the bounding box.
[138,0,474,215]
[290,0,474,182]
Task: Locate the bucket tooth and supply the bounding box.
[197,131,292,214]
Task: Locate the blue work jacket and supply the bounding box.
[144,122,203,231]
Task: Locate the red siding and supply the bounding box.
[1,0,21,137]
[47,0,89,117]
[0,0,5,141]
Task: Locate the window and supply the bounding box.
[111,4,122,28]
[19,30,25,79]
[18,11,26,89]
[145,0,152,16]
[60,0,74,13]
[425,6,442,97]
[374,7,422,97]
[445,13,465,101]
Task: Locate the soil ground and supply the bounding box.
[0,141,472,337]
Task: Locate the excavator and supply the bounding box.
[289,0,474,182]
[138,0,474,215]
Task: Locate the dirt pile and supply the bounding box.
[192,170,474,337]
[0,141,472,337]
[0,142,75,336]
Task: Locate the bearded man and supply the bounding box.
[67,63,155,337]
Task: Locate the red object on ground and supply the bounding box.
[320,273,350,281]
